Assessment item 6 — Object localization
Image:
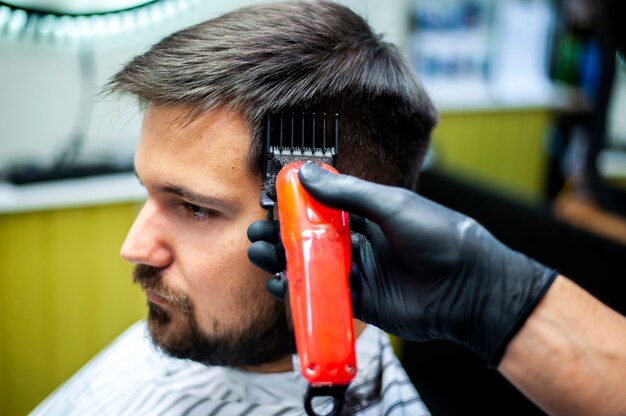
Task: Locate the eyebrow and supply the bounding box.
[160,182,238,212]
[134,170,237,212]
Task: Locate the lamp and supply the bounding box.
[0,0,200,44]
[0,0,202,184]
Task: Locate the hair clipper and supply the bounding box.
[260,113,356,416]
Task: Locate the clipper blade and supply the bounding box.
[261,112,339,208]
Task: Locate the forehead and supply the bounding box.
[136,106,260,194]
[139,106,252,160]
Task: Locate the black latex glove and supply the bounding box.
[247,217,288,300]
[248,163,559,367]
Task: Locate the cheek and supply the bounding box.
[183,222,271,321]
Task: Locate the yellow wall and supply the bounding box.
[432,109,552,201]
[0,202,145,416]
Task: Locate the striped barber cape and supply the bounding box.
[31,321,429,415]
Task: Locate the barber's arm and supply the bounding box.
[500,275,626,415]
[247,163,626,415]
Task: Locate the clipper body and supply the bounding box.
[276,161,356,386]
[260,113,356,415]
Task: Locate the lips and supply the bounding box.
[141,281,191,315]
[146,289,169,306]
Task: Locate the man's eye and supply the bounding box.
[182,203,215,221]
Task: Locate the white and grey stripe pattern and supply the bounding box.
[30,321,429,415]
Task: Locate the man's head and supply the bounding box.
[110,0,437,188]
[111,0,436,370]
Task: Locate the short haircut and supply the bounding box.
[108,0,437,189]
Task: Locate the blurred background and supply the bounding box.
[0,0,624,414]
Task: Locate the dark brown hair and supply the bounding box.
[107,0,437,188]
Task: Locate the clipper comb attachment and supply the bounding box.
[260,112,339,208]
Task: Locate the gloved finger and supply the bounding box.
[247,241,285,274]
[247,219,280,243]
[266,273,287,302]
[298,163,408,224]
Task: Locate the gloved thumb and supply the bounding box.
[298,162,404,224]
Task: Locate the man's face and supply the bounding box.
[121,106,293,369]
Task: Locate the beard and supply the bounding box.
[133,264,294,368]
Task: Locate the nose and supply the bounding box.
[120,199,173,268]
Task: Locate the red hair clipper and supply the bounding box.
[260,113,356,416]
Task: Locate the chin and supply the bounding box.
[146,299,295,368]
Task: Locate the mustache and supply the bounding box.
[133,264,191,314]
[133,263,162,288]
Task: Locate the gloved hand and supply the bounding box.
[248,163,559,367]
[247,216,288,300]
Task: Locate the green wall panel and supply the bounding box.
[432,109,552,201]
[0,202,145,416]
